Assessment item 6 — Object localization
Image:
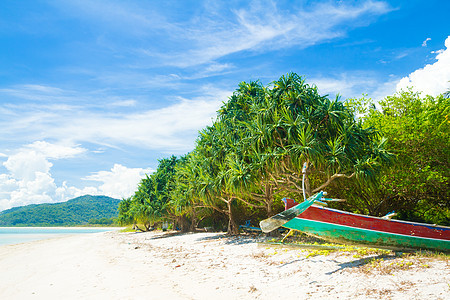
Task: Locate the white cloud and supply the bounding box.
[0,142,81,210]
[0,174,18,198]
[422,37,431,47]
[312,75,375,98]
[1,157,56,210]
[111,99,137,107]
[52,1,391,68]
[311,72,398,101]
[0,85,231,153]
[397,36,450,96]
[0,84,78,102]
[3,151,52,182]
[165,1,391,67]
[432,49,444,55]
[83,164,153,199]
[54,98,219,151]
[2,142,86,183]
[317,36,450,102]
[0,141,150,211]
[311,37,450,104]
[10,171,57,206]
[24,141,87,159]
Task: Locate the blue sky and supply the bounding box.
[0,0,449,210]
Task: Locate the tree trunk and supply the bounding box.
[133,223,145,232]
[226,200,239,235]
[176,215,190,232]
[305,175,311,197]
[189,209,197,232]
[265,184,274,217]
[266,201,273,217]
[304,162,311,197]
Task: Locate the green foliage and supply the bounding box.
[166,73,389,234]
[119,75,450,234]
[117,197,133,225]
[335,90,450,224]
[117,156,179,230]
[88,217,116,226]
[0,195,121,227]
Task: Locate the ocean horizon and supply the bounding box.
[0,227,119,246]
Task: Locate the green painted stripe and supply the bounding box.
[284,218,450,252]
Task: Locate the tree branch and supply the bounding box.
[250,193,268,202]
[284,175,303,191]
[235,196,266,208]
[312,172,355,193]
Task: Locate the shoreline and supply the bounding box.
[0,226,123,247]
[0,230,448,299]
[0,226,123,229]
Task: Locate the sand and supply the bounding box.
[0,230,448,300]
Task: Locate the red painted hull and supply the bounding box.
[284,200,450,241]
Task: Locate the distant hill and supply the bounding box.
[0,195,121,227]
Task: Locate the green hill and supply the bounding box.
[0,195,121,227]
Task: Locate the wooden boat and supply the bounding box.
[279,197,450,252]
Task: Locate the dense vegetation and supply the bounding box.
[119,74,450,233]
[115,73,422,234]
[0,195,120,226]
[335,90,450,225]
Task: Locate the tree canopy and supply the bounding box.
[118,156,178,231]
[119,74,450,233]
[120,73,421,234]
[334,90,449,225]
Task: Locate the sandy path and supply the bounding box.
[0,231,448,299]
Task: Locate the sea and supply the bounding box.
[0,227,119,246]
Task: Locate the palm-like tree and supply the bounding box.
[176,73,392,234]
[230,73,391,205]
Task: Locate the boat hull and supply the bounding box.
[283,205,450,252]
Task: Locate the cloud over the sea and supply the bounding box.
[0,141,151,211]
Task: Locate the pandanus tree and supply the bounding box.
[131,175,156,231]
[117,197,134,226]
[118,156,179,231]
[217,81,282,217]
[193,122,244,235]
[120,73,392,234]
[191,83,273,234]
[168,155,194,231]
[194,73,391,226]
[221,73,392,209]
[169,153,217,231]
[257,74,391,200]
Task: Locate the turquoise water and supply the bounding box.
[0,227,118,246]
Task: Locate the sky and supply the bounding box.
[0,0,449,211]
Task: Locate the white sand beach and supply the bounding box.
[0,230,448,300]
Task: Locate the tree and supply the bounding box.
[192,73,391,232]
[169,153,215,232]
[336,90,449,224]
[225,73,392,206]
[119,73,393,233]
[117,197,134,226]
[217,81,282,218]
[193,123,242,235]
[117,156,179,231]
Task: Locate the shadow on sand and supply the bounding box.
[326,254,398,274]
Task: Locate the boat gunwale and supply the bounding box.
[306,204,450,230]
[289,216,450,243]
